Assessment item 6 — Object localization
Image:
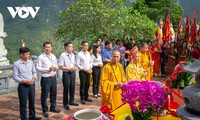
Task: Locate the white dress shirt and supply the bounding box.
[101,41,105,48]
[36,53,58,77]
[76,50,92,70]
[58,52,75,72]
[91,54,103,67]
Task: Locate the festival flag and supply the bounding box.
[170,23,175,42]
[177,17,182,47]
[163,14,171,44]
[188,10,197,46]
[184,15,190,44]
[22,39,25,47]
[155,17,163,46]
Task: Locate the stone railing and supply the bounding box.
[0,61,64,95]
[0,65,15,95]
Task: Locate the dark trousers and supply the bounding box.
[92,67,101,95]
[62,71,75,106]
[79,71,90,100]
[161,61,166,75]
[40,76,57,113]
[18,83,35,120]
[161,57,167,75]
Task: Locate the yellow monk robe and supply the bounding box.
[139,51,152,81]
[125,62,145,81]
[100,62,126,111]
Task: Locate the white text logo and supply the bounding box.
[7,7,40,19]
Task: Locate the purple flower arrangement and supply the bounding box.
[121,80,166,120]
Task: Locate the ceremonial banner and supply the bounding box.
[163,14,171,44]
[177,17,182,47]
[184,15,190,45]
[189,10,198,46]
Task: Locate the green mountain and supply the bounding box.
[0,0,67,63]
[176,0,200,22]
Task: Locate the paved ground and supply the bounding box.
[0,78,101,120]
[0,77,168,120]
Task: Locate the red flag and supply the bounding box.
[163,14,171,44]
[189,10,197,46]
[184,15,190,44]
[177,17,182,47]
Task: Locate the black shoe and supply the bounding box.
[69,102,79,106]
[64,105,70,110]
[43,112,49,118]
[50,108,61,113]
[29,116,42,120]
[85,98,93,102]
[80,100,86,104]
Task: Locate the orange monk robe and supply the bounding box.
[139,51,152,81]
[125,62,145,81]
[100,62,127,111]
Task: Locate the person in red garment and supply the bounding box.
[191,42,200,60]
[151,40,162,76]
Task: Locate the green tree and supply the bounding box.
[35,30,64,57]
[132,0,183,28]
[55,0,156,47]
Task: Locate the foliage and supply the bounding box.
[55,0,156,46]
[168,61,192,88]
[1,0,67,63]
[121,80,166,120]
[36,30,64,58]
[132,0,183,28]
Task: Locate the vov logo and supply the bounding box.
[7,7,40,19]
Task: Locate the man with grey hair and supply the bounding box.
[100,50,127,110]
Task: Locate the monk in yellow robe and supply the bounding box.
[139,42,153,81]
[100,50,127,111]
[126,48,147,81]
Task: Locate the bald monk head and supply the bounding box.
[140,42,148,53]
[111,50,121,64]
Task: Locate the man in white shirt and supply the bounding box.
[59,42,79,110]
[76,41,93,104]
[36,42,60,118]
